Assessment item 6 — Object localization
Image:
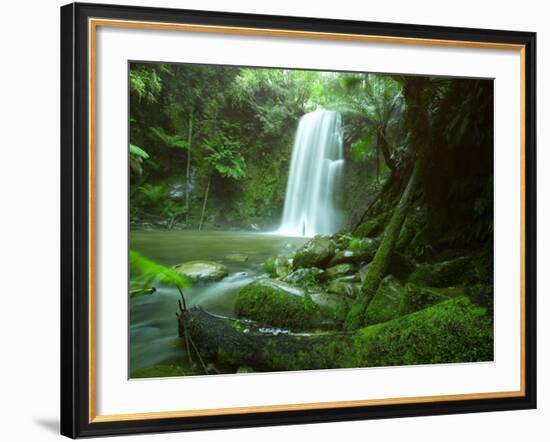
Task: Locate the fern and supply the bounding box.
[129,250,188,295]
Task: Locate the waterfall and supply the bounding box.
[277,109,344,237]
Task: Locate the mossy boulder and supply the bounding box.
[173,260,228,282]
[293,235,336,269]
[274,255,292,278]
[283,267,324,286]
[399,283,464,315]
[329,237,378,266]
[325,263,357,280]
[263,256,277,276]
[407,256,472,287]
[327,279,361,298]
[263,255,293,277]
[309,292,350,323]
[235,279,325,330]
[364,275,405,325]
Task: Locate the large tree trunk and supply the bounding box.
[198,175,211,231]
[179,298,493,372]
[185,108,194,224]
[345,158,421,330]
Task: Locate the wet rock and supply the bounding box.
[263,256,277,276]
[274,255,292,278]
[325,263,357,280]
[329,238,378,267]
[309,292,350,322]
[173,260,228,282]
[327,279,361,298]
[283,267,324,285]
[225,253,249,262]
[293,235,336,269]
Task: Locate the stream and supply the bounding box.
[129,229,306,373]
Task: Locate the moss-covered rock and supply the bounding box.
[293,235,336,269]
[407,256,472,287]
[173,260,228,282]
[327,279,361,297]
[328,238,377,266]
[274,255,292,278]
[235,279,325,330]
[283,267,324,286]
[364,275,404,325]
[325,263,357,280]
[399,283,464,315]
[263,256,277,276]
[130,365,197,378]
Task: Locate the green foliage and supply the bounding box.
[129,249,188,293]
[129,144,150,177]
[130,144,150,159]
[138,183,166,202]
[130,65,162,103]
[204,134,246,180]
[150,127,189,150]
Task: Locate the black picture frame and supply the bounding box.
[61,2,537,438]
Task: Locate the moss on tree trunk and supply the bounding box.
[345,159,421,330]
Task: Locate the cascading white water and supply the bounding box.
[277,109,344,237]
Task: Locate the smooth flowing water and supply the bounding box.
[129,230,306,373]
[277,109,344,237]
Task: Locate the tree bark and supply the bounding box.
[345,158,421,330]
[185,108,194,223]
[377,125,397,172]
[198,175,211,231]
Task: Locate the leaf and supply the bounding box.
[129,250,188,295]
[150,127,189,150]
[130,144,150,159]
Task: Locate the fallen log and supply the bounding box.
[178,297,493,373]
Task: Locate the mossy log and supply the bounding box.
[180,297,493,372]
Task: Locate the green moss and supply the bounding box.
[399,283,462,315]
[364,275,404,325]
[130,365,196,378]
[347,297,493,367]
[235,279,324,330]
[263,256,277,276]
[407,257,472,287]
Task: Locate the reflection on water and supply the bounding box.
[129,230,306,373]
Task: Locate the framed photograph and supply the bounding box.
[60,2,536,438]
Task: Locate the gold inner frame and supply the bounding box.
[87,18,527,424]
